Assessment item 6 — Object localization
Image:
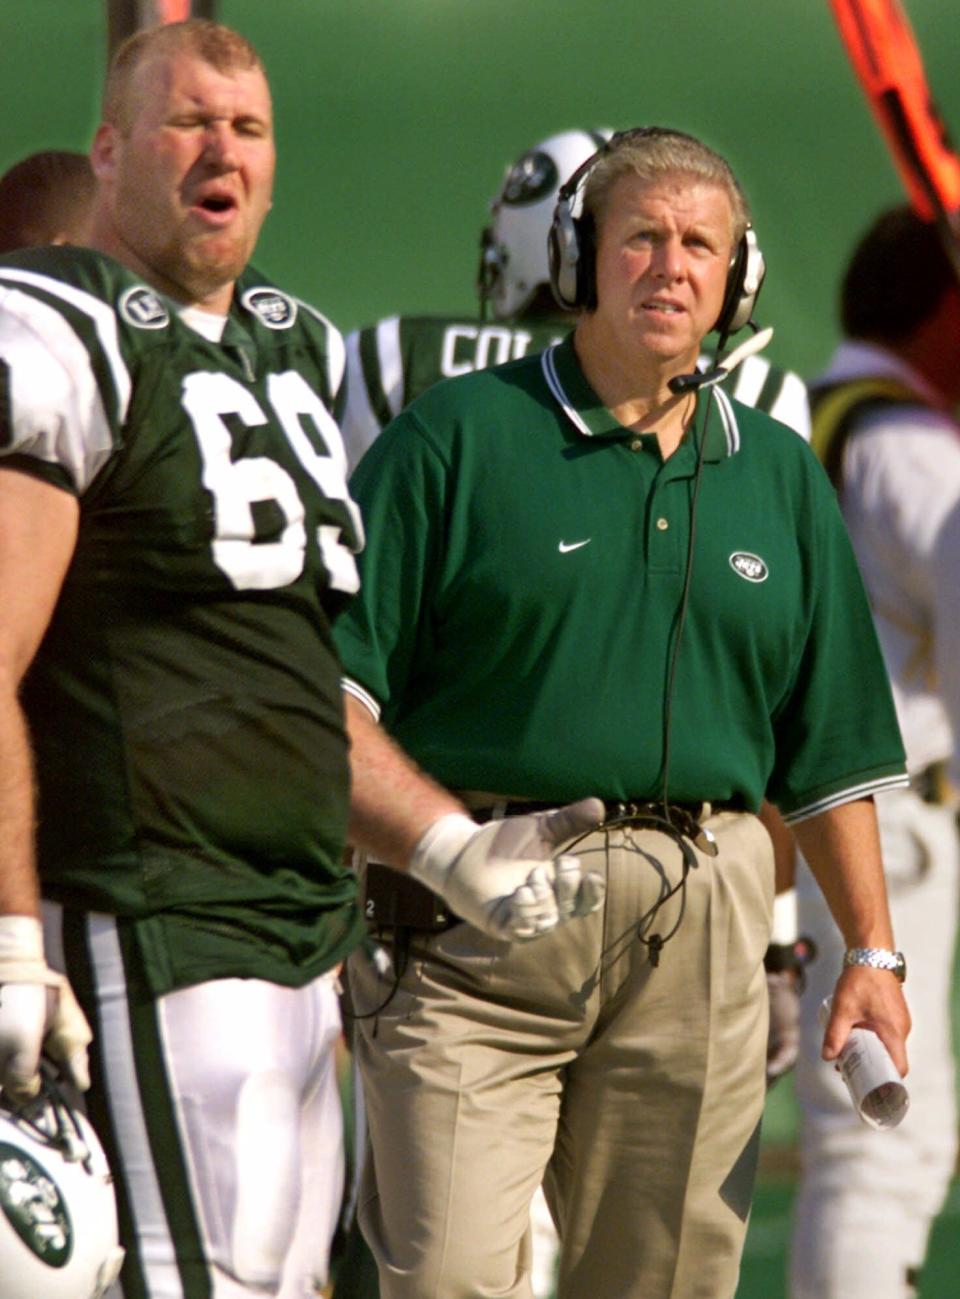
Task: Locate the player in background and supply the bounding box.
[0,149,95,253]
[0,20,365,1298]
[339,128,810,473]
[789,207,960,1299]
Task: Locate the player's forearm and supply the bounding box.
[0,471,79,918]
[0,681,41,918]
[790,797,895,948]
[344,693,467,869]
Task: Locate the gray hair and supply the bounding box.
[582,127,750,242]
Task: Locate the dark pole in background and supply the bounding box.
[106,0,220,58]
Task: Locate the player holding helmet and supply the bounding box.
[0,18,362,1299]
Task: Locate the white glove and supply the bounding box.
[0,915,92,1103]
[409,798,606,941]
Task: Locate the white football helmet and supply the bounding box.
[478,128,613,320]
[0,1078,124,1298]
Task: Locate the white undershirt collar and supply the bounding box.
[178,304,228,342]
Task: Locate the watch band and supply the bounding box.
[842,946,907,982]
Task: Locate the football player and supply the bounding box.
[0,19,363,1299]
[340,128,810,474]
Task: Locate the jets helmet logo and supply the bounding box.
[242,287,298,329]
[119,286,170,330]
[501,150,559,206]
[0,1142,72,1268]
[729,551,769,583]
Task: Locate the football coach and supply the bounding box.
[335,127,910,1299]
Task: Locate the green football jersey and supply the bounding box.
[341,313,811,470]
[0,246,365,994]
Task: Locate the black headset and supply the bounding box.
[547,127,765,338]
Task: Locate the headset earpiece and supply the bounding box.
[714,226,765,338]
[549,127,666,312]
[547,194,579,310]
[547,141,616,312]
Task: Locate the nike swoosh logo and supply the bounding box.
[558,539,591,553]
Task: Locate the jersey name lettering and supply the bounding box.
[440,324,536,377]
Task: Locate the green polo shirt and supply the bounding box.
[335,334,906,821]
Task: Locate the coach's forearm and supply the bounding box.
[790,797,894,948]
[792,796,910,1072]
[344,693,467,869]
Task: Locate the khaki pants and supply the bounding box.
[349,811,773,1299]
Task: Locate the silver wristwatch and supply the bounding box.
[842,947,907,982]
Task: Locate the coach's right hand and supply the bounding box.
[0,915,92,1103]
[408,798,606,940]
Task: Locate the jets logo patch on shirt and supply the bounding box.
[242,287,298,329]
[119,286,169,330]
[729,551,769,583]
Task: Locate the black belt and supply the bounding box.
[473,797,745,823]
[363,799,744,936]
[473,798,745,861]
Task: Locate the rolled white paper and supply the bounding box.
[819,997,909,1130]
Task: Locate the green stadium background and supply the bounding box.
[2,2,959,1295]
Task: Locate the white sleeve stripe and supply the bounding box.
[730,355,767,406]
[342,331,382,474]
[0,268,131,423]
[326,325,346,399]
[342,678,381,721]
[375,316,404,420]
[293,296,345,396]
[780,773,910,825]
[0,287,115,492]
[768,371,812,442]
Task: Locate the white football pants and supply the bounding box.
[44,905,345,1299]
